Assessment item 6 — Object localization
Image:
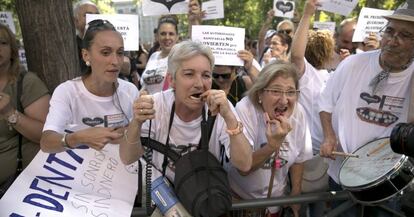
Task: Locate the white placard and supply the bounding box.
[192,25,245,66]
[142,0,189,16]
[318,0,359,16]
[313,21,336,33]
[86,14,139,51]
[352,7,393,42]
[274,0,295,19]
[0,145,138,217]
[0,11,16,34]
[202,0,224,20]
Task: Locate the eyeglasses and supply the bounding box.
[264,88,299,98]
[278,29,293,35]
[212,73,232,80]
[379,26,414,43]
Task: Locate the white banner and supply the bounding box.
[0,145,138,217]
[142,0,189,16]
[319,0,359,16]
[86,14,139,51]
[192,25,245,66]
[0,11,16,34]
[274,0,295,19]
[202,0,224,21]
[352,7,393,42]
[313,21,336,33]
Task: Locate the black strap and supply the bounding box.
[16,70,26,175]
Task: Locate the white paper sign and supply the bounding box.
[0,145,138,217]
[313,21,336,33]
[192,25,245,66]
[352,7,393,42]
[0,11,16,34]
[202,0,224,20]
[142,0,189,16]
[86,14,139,51]
[319,0,359,16]
[274,0,295,18]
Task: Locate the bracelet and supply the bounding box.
[124,129,139,145]
[226,121,243,136]
[61,133,74,150]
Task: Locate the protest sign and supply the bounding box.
[142,0,189,16]
[352,7,393,42]
[274,0,295,19]
[313,21,336,33]
[192,25,245,66]
[319,0,359,16]
[202,0,224,20]
[0,144,138,217]
[86,14,139,51]
[0,11,16,34]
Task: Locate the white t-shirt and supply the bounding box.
[141,89,253,181]
[299,58,330,152]
[226,97,312,212]
[140,51,168,94]
[43,77,139,133]
[319,50,413,183]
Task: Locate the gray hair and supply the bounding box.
[247,61,299,110]
[168,40,215,80]
[277,19,295,31]
[73,0,98,16]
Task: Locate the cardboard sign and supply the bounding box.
[274,0,295,19]
[142,0,189,16]
[192,25,245,66]
[318,0,359,16]
[0,11,16,34]
[0,145,138,217]
[86,14,139,51]
[313,21,336,33]
[202,0,224,20]
[352,7,393,42]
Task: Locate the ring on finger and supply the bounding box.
[140,109,144,113]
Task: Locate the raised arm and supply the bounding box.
[290,0,319,78]
[188,0,204,37]
[258,9,275,57]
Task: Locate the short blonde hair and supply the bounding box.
[305,30,335,70]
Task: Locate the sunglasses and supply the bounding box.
[212,73,232,80]
[278,29,292,35]
[85,19,115,32]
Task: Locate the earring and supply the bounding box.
[258,99,262,104]
[86,61,90,66]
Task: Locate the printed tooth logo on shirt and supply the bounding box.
[82,117,104,127]
[143,69,164,85]
[356,92,403,127]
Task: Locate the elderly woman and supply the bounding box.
[122,40,252,177]
[41,20,140,160]
[263,32,292,66]
[0,24,50,196]
[226,62,312,217]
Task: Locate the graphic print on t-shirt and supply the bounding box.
[356,92,403,127]
[260,142,289,169]
[166,142,199,170]
[143,67,166,85]
[82,113,127,128]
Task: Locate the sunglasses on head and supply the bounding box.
[86,19,114,32]
[212,73,232,79]
[278,29,292,35]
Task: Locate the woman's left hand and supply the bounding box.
[201,89,231,117]
[237,50,254,69]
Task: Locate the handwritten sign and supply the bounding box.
[142,0,189,16]
[0,11,16,34]
[86,14,139,51]
[0,145,138,217]
[274,0,295,19]
[313,21,336,33]
[352,7,393,42]
[192,25,245,66]
[202,0,224,20]
[318,0,359,16]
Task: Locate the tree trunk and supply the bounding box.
[15,0,80,92]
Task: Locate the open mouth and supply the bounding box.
[274,106,288,116]
[190,93,202,101]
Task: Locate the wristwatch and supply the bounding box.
[7,110,19,130]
